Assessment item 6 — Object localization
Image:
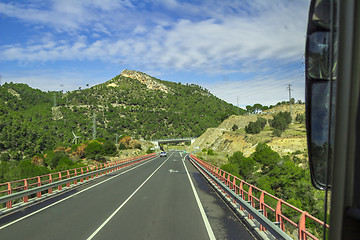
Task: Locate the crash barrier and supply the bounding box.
[0,153,156,210]
[189,154,329,240]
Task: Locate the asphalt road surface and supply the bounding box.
[0,151,256,240]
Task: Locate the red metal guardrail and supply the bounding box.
[190,154,329,240]
[0,153,156,209]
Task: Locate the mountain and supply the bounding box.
[0,70,244,160]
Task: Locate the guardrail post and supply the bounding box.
[58,172,62,190]
[74,169,78,185]
[227,174,231,187]
[231,176,237,193]
[66,170,70,187]
[37,176,41,198]
[298,211,307,240]
[7,182,12,208]
[276,199,285,231]
[80,168,84,182]
[86,167,89,180]
[23,179,28,203]
[259,191,265,231]
[48,174,53,194]
[248,185,254,219]
[239,181,244,210]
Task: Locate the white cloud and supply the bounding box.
[0,0,309,73]
[0,0,310,105]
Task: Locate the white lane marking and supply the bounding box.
[0,157,158,230]
[87,153,172,240]
[182,156,216,240]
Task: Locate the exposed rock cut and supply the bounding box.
[120,69,169,93]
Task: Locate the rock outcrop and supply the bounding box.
[120,69,169,93]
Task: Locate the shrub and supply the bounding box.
[55,156,75,171]
[245,117,267,134]
[102,140,117,156]
[228,151,257,181]
[273,129,282,137]
[232,124,238,131]
[146,147,155,154]
[245,121,261,134]
[84,141,103,159]
[207,149,214,155]
[270,111,291,131]
[257,117,267,128]
[296,113,305,123]
[44,150,67,169]
[0,153,10,162]
[119,143,126,150]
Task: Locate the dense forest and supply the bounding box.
[0,71,243,162]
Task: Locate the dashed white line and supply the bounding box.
[87,153,172,240]
[0,156,157,230]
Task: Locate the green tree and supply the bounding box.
[270,111,292,131]
[44,150,67,169]
[102,140,117,156]
[253,103,263,113]
[232,124,238,131]
[245,121,261,134]
[220,163,239,177]
[251,143,281,174]
[228,151,257,180]
[207,149,215,155]
[84,141,103,159]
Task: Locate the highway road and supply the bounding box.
[0,152,256,240]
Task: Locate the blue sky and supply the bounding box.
[0,0,310,107]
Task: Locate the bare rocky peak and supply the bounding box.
[120,69,169,93]
[7,89,21,100]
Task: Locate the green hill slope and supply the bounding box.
[0,70,244,160]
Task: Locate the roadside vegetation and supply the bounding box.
[197,144,325,236]
[0,136,147,183]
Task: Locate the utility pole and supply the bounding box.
[93,112,97,140]
[237,96,239,115]
[53,93,57,108]
[287,84,293,119]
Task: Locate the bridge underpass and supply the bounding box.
[0,152,256,240]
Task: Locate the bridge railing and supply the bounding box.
[0,153,156,210]
[151,137,197,142]
[190,154,329,240]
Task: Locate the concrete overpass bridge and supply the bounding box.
[151,137,197,148]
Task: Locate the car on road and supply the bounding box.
[160,151,167,157]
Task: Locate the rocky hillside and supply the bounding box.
[191,104,307,159]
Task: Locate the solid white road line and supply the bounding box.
[0,156,157,230]
[182,156,216,240]
[87,153,172,240]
